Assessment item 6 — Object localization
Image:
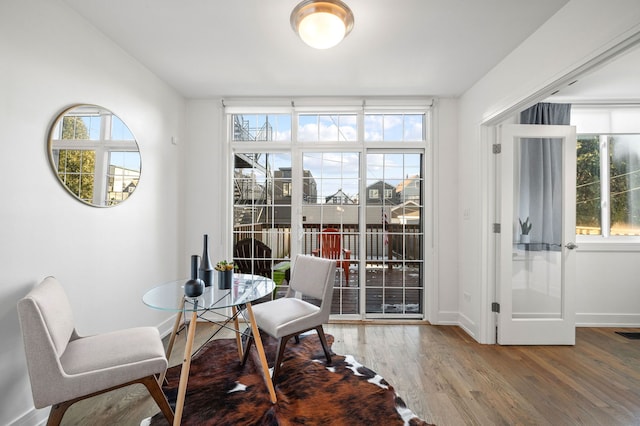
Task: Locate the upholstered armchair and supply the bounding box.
[17,277,173,426]
[242,255,337,381]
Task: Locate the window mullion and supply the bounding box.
[601,135,611,237]
[357,110,367,317]
[291,145,303,257]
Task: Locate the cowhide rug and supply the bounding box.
[148,332,433,425]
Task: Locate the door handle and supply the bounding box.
[565,242,578,250]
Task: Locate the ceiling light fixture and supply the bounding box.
[290,0,354,50]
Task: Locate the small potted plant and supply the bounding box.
[215,260,235,289]
[519,217,532,243]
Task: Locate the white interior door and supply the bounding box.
[498,124,577,345]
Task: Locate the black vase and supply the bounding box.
[184,255,205,297]
[218,270,233,290]
[199,234,214,287]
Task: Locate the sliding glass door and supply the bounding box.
[228,104,429,319]
[364,152,424,317]
[301,151,360,314]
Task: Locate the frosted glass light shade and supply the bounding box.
[291,0,354,49]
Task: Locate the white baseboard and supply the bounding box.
[9,407,48,426]
[456,312,478,340]
[157,314,179,338]
[431,310,459,325]
[576,312,640,327]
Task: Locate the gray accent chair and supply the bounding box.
[17,276,174,426]
[243,254,337,381]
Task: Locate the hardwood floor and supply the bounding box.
[59,323,640,425]
[329,325,640,426]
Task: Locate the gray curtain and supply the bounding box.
[519,102,571,251]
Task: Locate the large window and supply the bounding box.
[228,100,430,319]
[573,107,640,237]
[577,134,640,236]
[364,152,424,316]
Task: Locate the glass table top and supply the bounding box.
[143,273,275,312]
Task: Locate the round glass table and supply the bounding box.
[143,273,275,312]
[143,274,277,425]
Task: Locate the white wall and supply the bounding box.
[576,249,640,326]
[0,1,185,424]
[182,100,227,264]
[431,99,460,323]
[458,0,640,343]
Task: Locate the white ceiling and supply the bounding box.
[62,0,570,99]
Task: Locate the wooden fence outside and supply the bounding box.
[233,223,422,262]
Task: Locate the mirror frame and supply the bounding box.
[47,104,142,207]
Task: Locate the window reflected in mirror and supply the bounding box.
[48,105,141,207]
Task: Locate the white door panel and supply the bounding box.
[498,124,577,345]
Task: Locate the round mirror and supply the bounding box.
[48,105,141,207]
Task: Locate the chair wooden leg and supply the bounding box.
[141,375,175,424]
[272,335,292,381]
[45,374,174,426]
[315,325,332,365]
[46,401,73,426]
[245,303,278,403]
